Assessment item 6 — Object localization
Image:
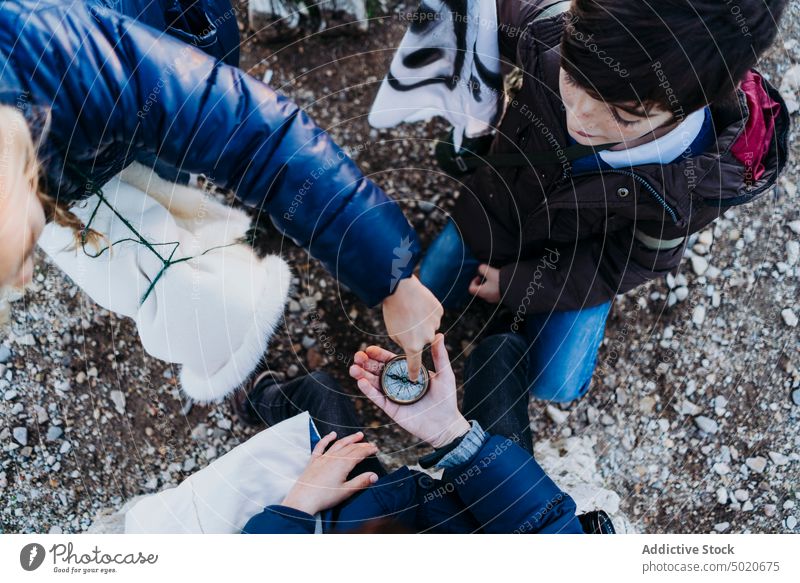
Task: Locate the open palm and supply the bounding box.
[349,334,470,448]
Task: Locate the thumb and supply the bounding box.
[430,333,452,377]
[343,472,379,492]
[468,277,482,296]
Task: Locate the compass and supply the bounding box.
[379,356,430,405]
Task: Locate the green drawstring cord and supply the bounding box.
[76,174,242,306]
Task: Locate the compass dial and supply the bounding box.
[379,356,430,404]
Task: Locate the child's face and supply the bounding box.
[0,178,46,289]
[559,68,675,146]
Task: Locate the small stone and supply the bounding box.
[10,403,23,415]
[764,504,777,517]
[59,441,71,454]
[301,335,316,349]
[34,405,49,424]
[745,456,767,473]
[182,458,196,473]
[713,522,730,533]
[109,390,126,414]
[681,400,702,416]
[692,305,706,326]
[3,390,18,401]
[286,364,299,378]
[12,426,27,446]
[694,415,718,434]
[787,220,800,235]
[46,426,63,442]
[742,500,754,512]
[691,255,709,276]
[713,462,730,475]
[0,345,11,363]
[768,451,789,466]
[49,525,63,534]
[716,487,728,504]
[734,489,749,502]
[781,309,798,328]
[787,241,799,266]
[288,300,301,313]
[787,516,798,530]
[675,286,689,302]
[615,388,628,405]
[697,230,713,246]
[714,395,728,410]
[639,396,656,415]
[299,296,317,312]
[546,405,569,425]
[793,389,800,406]
[783,500,795,510]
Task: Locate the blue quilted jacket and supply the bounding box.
[0,0,420,305]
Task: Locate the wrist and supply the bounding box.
[385,273,416,303]
[429,416,471,449]
[281,490,318,516]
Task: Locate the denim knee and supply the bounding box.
[527,369,593,403]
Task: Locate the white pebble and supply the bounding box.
[782,309,798,328]
[787,241,800,266]
[692,305,706,326]
[745,456,767,473]
[691,255,709,276]
[546,405,569,425]
[768,451,789,466]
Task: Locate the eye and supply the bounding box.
[610,106,641,128]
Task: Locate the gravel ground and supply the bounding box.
[1,1,798,534]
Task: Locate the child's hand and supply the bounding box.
[281,431,379,516]
[469,264,501,303]
[349,333,470,449]
[382,275,443,382]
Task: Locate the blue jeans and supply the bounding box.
[419,220,611,402]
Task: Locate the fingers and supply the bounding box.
[468,276,484,297]
[311,431,337,457]
[327,431,365,454]
[430,333,452,377]
[406,349,423,383]
[343,471,380,491]
[364,345,397,363]
[349,362,380,391]
[477,263,492,277]
[356,377,389,412]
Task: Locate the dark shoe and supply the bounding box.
[578,510,616,534]
[230,370,282,427]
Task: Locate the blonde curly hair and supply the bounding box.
[0,104,103,252]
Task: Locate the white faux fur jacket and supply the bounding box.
[38,163,292,403]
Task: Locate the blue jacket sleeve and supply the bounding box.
[241,505,317,534]
[444,434,585,534]
[4,0,420,305]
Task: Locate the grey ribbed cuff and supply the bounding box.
[436,421,486,469]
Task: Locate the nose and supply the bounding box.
[570,91,596,120]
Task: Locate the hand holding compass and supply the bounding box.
[349,334,470,449]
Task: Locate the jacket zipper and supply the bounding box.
[560,167,681,225]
